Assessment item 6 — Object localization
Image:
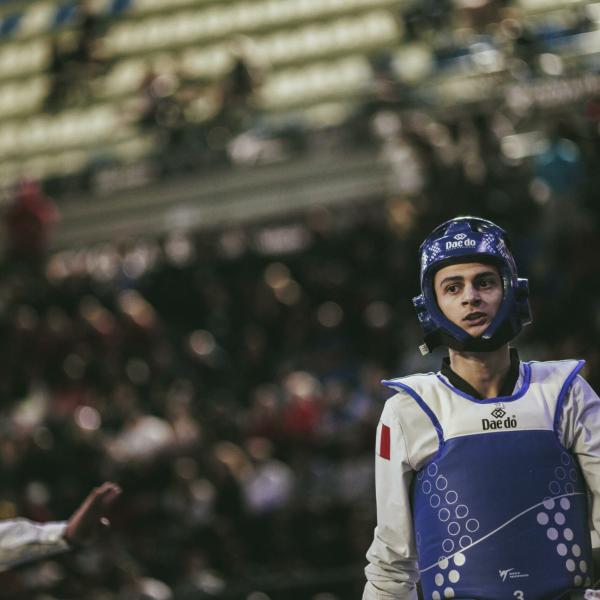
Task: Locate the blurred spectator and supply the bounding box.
[533,120,587,251]
[135,68,194,173]
[216,39,261,133]
[71,1,107,70]
[44,1,108,110]
[2,179,59,267]
[45,39,72,112]
[137,70,184,134]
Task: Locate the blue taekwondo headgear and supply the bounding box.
[412,216,532,355]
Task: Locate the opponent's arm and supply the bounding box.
[0,519,69,571]
[363,396,420,600]
[0,482,121,571]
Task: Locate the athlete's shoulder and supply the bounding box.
[380,372,438,416]
[524,357,585,382]
[382,371,438,392]
[379,373,442,459]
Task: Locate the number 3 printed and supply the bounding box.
[513,591,525,600]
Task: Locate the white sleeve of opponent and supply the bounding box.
[558,374,600,543]
[363,394,420,600]
[0,519,70,571]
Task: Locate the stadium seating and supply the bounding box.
[0,0,596,191]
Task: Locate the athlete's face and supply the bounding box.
[433,262,503,337]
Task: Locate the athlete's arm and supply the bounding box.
[363,396,420,600]
[560,375,600,584]
[0,482,121,571]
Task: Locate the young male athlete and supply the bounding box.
[0,481,121,570]
[363,217,600,600]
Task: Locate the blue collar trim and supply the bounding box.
[435,362,532,404]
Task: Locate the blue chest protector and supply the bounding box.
[386,360,593,600]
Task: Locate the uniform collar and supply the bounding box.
[440,348,521,400]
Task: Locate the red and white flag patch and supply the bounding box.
[379,423,391,460]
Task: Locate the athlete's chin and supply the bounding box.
[462,323,489,337]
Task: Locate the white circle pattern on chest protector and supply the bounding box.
[420,463,473,600]
[448,570,460,583]
[439,508,451,522]
[537,512,549,525]
[445,490,458,504]
[436,476,448,490]
[447,522,460,536]
[533,451,588,588]
[459,535,472,548]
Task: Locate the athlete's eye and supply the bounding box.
[478,277,498,289]
[445,284,459,294]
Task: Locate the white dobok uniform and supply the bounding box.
[0,519,69,571]
[363,359,600,600]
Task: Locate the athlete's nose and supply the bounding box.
[462,284,481,306]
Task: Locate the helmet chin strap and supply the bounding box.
[420,319,515,355]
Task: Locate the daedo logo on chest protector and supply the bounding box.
[482,405,518,431]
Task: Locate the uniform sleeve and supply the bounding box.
[558,375,600,541]
[363,396,420,600]
[0,519,70,571]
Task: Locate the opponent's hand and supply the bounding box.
[63,482,122,547]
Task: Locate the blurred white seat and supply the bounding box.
[180,45,230,78]
[102,59,146,96]
[203,7,232,38]
[16,2,55,38]
[517,0,582,12]
[0,40,49,79]
[0,77,46,118]
[261,55,371,108]
[0,123,17,156]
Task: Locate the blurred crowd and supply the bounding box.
[0,200,401,599]
[1,1,600,596]
[33,0,600,196]
[2,112,600,596]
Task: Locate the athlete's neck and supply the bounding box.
[447,344,511,399]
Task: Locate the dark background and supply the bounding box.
[1,0,600,598]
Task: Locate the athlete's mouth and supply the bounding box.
[464,311,487,322]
